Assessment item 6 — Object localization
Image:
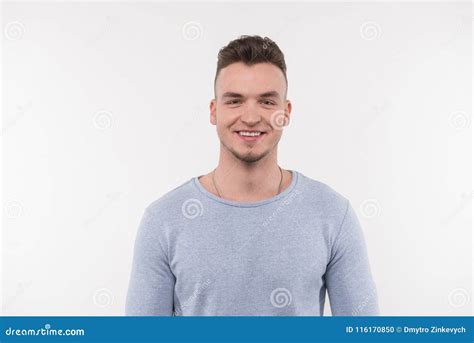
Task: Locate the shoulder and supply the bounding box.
[143,178,197,222]
[296,171,350,218]
[296,171,362,252]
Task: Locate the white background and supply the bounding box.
[1,1,472,316]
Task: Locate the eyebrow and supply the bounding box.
[221,91,281,100]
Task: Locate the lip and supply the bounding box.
[234,131,266,143]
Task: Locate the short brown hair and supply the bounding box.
[214,35,287,96]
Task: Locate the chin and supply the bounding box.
[238,155,263,163]
[231,148,270,163]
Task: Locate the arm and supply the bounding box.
[324,200,380,316]
[125,208,175,316]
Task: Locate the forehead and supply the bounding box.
[216,62,286,97]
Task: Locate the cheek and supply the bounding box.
[215,123,232,141]
[266,130,283,144]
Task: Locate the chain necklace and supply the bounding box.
[211,166,283,199]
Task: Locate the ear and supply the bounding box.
[285,100,292,126]
[210,98,217,125]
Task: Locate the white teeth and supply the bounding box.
[239,131,262,137]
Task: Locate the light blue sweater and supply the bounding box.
[125,170,379,316]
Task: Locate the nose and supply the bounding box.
[240,103,262,126]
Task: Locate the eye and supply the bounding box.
[260,99,276,106]
[226,99,241,105]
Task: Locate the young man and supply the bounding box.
[125,35,379,316]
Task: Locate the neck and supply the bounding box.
[212,146,284,202]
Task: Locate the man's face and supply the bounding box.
[211,62,292,163]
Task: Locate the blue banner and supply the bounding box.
[1,316,472,342]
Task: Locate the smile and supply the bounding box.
[234,131,267,142]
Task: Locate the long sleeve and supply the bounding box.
[125,208,175,316]
[324,200,380,316]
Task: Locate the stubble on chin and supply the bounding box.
[224,137,276,164]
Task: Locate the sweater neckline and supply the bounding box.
[192,169,299,208]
